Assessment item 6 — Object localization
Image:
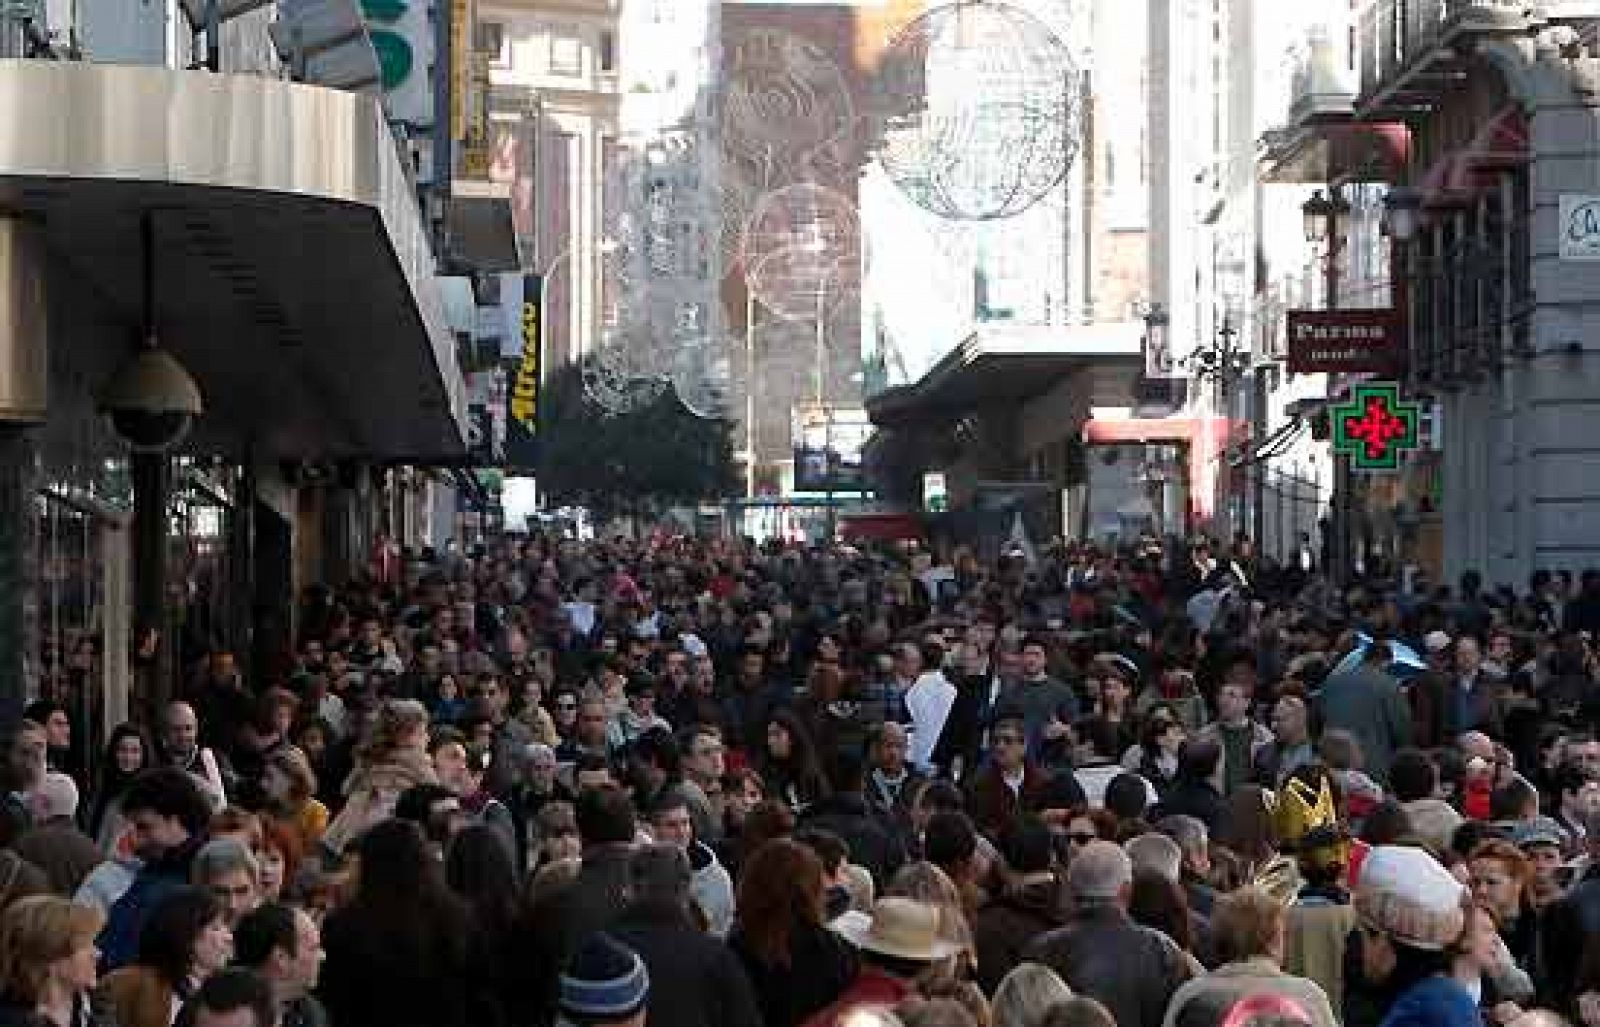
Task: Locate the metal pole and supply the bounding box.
[1327,203,1353,586]
[745,290,756,500]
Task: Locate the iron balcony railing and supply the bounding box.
[1358,0,1531,102]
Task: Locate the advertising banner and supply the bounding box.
[503,274,541,471]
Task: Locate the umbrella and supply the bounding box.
[1330,633,1428,681]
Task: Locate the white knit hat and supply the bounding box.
[1355,845,1467,951]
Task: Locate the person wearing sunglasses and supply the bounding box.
[966,716,1082,838]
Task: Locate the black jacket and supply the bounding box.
[973,877,1069,994]
[800,793,905,888]
[1151,778,1227,834]
[515,844,634,1026]
[730,919,858,1027]
[611,901,764,1027]
[318,895,473,1027]
[1541,862,1600,1005]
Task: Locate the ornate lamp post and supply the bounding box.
[1304,185,1354,582]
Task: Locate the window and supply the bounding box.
[548,29,581,76]
[478,21,507,66]
[598,29,616,73]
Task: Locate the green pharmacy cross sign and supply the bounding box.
[1331,382,1420,472]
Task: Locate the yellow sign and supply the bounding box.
[450,0,470,141]
[510,298,539,427]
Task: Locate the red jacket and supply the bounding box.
[802,968,913,1027]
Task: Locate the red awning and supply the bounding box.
[1421,108,1528,207]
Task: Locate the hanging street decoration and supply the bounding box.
[1330,382,1420,472]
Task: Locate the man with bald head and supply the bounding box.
[1022,840,1194,1027]
[161,702,230,810]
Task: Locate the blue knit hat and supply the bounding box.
[559,934,650,1024]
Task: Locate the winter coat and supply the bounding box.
[321,749,437,855]
[1316,664,1412,784]
[1022,902,1195,1027]
[1152,778,1227,835]
[1378,974,1482,1027]
[1283,889,1355,1012]
[967,762,1079,839]
[517,843,635,1026]
[1161,957,1338,1027]
[318,893,473,1027]
[612,901,764,1027]
[99,966,179,1027]
[97,835,203,973]
[801,793,905,889]
[973,875,1069,995]
[730,918,858,1027]
[1197,719,1274,795]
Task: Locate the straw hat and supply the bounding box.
[831,897,964,962]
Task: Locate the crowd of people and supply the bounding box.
[0,531,1597,1027]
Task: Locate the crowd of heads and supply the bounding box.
[0,532,1596,1026]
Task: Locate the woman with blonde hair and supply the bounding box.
[889,861,976,981]
[0,896,103,1026]
[991,964,1072,1027]
[321,699,435,855]
[260,746,328,851]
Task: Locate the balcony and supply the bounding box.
[1357,0,1533,116]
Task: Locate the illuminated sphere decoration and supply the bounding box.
[721,28,857,189]
[671,335,739,421]
[876,1,1081,221]
[741,182,860,323]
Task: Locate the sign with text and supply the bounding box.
[1286,309,1403,374]
[1560,195,1600,260]
[503,275,541,471]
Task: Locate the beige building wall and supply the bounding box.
[480,0,621,366]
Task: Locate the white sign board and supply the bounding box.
[1560,194,1600,260]
[922,472,947,512]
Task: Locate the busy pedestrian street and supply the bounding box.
[4,1,1600,1027]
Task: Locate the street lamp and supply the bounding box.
[1141,302,1172,377]
[1382,186,1423,243]
[1183,316,1251,388]
[1302,185,1354,583]
[1302,188,1351,245]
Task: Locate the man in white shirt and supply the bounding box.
[905,644,956,774]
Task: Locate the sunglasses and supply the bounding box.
[994,735,1026,746]
[1067,833,1097,845]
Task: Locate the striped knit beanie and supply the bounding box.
[559,933,650,1025]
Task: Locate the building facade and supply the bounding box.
[0,0,506,753]
[479,0,621,367]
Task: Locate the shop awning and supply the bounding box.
[1260,121,1411,185]
[867,322,1143,429]
[0,61,468,461]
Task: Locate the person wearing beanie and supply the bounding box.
[558,934,650,1027]
[1348,845,1480,1027]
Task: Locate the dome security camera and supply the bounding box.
[99,347,204,453]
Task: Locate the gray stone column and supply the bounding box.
[1521,39,1600,576]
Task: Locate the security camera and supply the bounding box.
[99,347,203,452]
